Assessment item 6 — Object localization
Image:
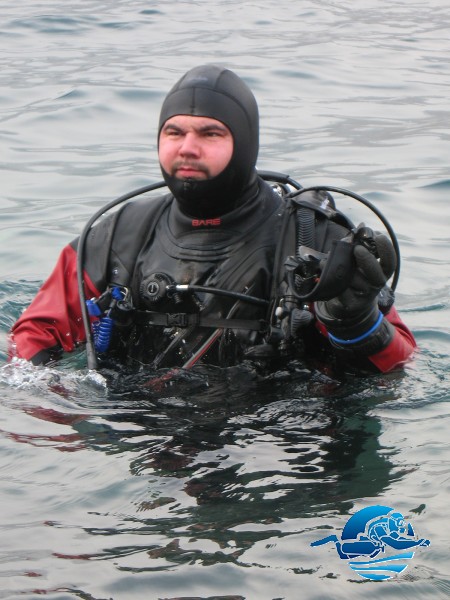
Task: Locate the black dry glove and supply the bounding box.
[315,228,397,355]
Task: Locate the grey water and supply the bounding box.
[0,1,449,599]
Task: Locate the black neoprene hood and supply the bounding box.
[158,65,260,216]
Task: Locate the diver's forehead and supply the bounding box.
[161,115,229,132]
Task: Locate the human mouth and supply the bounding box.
[174,163,208,179]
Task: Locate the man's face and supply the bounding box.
[159,115,233,181]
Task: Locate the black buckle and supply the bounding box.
[166,313,189,327]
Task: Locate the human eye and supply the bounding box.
[163,126,182,138]
[204,127,227,139]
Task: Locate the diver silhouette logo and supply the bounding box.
[311,505,430,581]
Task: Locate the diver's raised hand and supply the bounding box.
[315,228,396,353]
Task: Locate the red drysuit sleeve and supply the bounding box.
[9,244,100,363]
[367,305,417,372]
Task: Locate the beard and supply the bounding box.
[171,160,210,180]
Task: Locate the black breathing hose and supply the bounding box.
[173,284,269,307]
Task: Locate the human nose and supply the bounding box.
[179,132,201,157]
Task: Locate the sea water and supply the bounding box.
[0,1,449,598]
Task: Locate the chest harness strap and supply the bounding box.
[134,310,266,331]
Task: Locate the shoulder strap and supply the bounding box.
[108,194,172,287]
[79,193,172,291]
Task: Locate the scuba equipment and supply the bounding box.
[147,285,265,370]
[268,186,400,356]
[140,273,270,309]
[77,181,167,370]
[77,172,401,371]
[286,186,401,299]
[86,286,134,354]
[286,223,387,302]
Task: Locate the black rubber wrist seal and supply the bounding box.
[315,302,394,356]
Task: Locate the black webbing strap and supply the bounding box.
[135,310,266,331]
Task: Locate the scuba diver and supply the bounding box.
[9,65,416,374]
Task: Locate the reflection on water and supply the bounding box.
[2,348,445,598]
[0,356,407,575]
